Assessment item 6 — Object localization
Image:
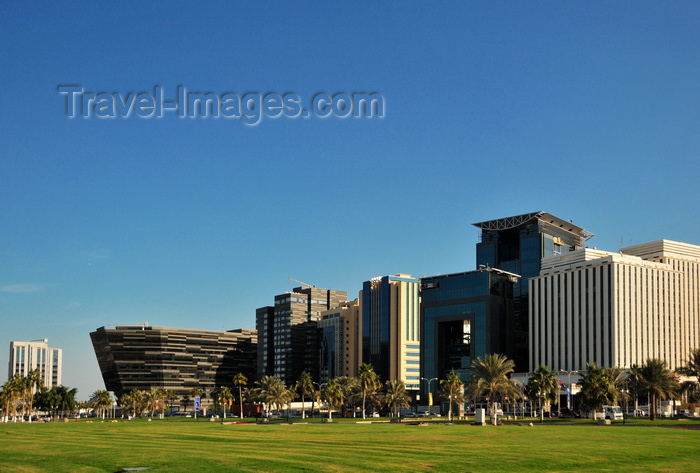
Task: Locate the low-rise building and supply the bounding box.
[90,324,256,401]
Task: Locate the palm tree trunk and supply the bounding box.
[539,397,544,423]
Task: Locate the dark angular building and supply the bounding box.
[473,211,593,370]
[420,268,518,398]
[90,324,257,401]
[256,286,347,385]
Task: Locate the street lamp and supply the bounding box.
[312,382,327,418]
[421,378,438,413]
[559,370,579,410]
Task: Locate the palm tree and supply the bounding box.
[323,379,345,420]
[91,390,112,419]
[258,376,293,415]
[233,372,248,419]
[180,395,191,414]
[384,379,410,417]
[57,386,78,418]
[161,389,177,418]
[294,371,313,419]
[25,369,43,422]
[358,364,381,419]
[636,358,680,421]
[440,371,465,421]
[627,364,646,414]
[2,375,24,421]
[1,377,22,422]
[335,376,360,417]
[190,387,203,418]
[121,389,141,418]
[144,387,162,419]
[468,354,520,425]
[577,363,616,418]
[16,375,33,420]
[528,365,558,422]
[604,367,631,412]
[678,348,700,403]
[213,386,233,418]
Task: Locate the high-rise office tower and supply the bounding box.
[473,211,593,370]
[256,286,347,385]
[8,339,62,388]
[530,240,700,372]
[319,299,361,382]
[420,268,518,398]
[360,274,421,390]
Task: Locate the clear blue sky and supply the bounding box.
[2,1,699,400]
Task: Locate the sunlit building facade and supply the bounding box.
[8,339,62,388]
[420,268,518,399]
[473,211,592,370]
[530,240,700,372]
[319,299,361,382]
[256,286,347,385]
[360,274,421,390]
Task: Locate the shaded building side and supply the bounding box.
[90,325,257,400]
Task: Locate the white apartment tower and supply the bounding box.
[530,240,700,372]
[8,339,62,387]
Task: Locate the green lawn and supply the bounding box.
[1,418,698,472]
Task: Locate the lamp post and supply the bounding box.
[312,382,327,418]
[420,378,438,414]
[559,370,579,410]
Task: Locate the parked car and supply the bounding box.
[369,412,380,417]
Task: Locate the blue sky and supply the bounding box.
[2,1,699,400]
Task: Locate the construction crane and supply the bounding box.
[288,276,315,288]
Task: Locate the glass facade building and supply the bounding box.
[473,211,592,370]
[90,325,257,402]
[256,286,347,385]
[420,269,517,398]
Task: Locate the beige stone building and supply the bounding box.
[319,299,361,381]
[529,240,700,372]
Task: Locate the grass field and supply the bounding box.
[1,418,698,472]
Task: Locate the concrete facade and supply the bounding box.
[529,240,700,371]
[8,339,62,388]
[319,299,361,381]
[256,286,347,385]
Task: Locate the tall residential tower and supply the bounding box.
[256,286,347,385]
[360,274,421,390]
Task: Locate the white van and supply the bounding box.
[604,406,623,420]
